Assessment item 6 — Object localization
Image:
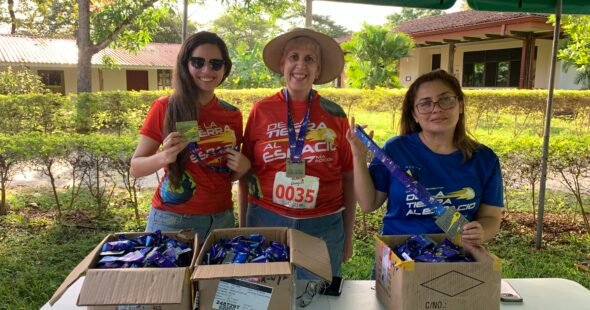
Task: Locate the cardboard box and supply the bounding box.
[375,234,501,310]
[49,230,199,310]
[191,227,332,310]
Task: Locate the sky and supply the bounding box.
[0,0,464,34]
[190,0,464,32]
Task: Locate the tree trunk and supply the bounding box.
[77,50,93,93]
[132,180,140,223]
[531,180,536,223]
[0,180,7,216]
[8,0,16,34]
[0,161,9,216]
[47,168,62,222]
[68,165,86,210]
[77,0,93,93]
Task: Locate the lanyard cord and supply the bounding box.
[284,88,314,163]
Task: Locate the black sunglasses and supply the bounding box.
[189,57,225,71]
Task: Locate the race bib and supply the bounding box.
[272,172,319,209]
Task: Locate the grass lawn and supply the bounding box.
[0,186,588,309]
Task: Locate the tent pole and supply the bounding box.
[306,0,313,28]
[535,0,562,250]
[182,0,188,42]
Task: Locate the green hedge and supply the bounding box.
[2,89,590,134]
[0,93,72,133]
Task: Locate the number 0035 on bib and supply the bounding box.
[272,172,319,209]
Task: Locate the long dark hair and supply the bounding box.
[164,31,232,188]
[399,69,479,161]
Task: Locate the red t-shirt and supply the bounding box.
[242,91,352,218]
[140,96,243,215]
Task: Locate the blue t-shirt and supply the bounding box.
[369,133,504,235]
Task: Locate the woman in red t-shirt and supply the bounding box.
[238,28,355,277]
[130,31,250,238]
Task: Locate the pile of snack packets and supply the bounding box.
[394,235,473,263]
[203,233,289,265]
[97,230,193,268]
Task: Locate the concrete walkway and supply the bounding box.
[11,165,162,189]
[10,163,581,193]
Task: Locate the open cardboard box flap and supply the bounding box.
[191,227,331,282]
[288,228,332,281]
[48,234,109,305]
[78,268,187,306]
[49,230,198,306]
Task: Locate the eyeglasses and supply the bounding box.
[297,280,328,307]
[188,57,225,71]
[415,95,459,114]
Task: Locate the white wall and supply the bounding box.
[62,68,77,94]
[399,49,420,87]
[533,40,583,90]
[400,47,446,87]
[96,69,126,91]
[148,70,158,90]
[557,62,585,90]
[534,39,552,89]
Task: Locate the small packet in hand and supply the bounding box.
[176,121,200,142]
[435,206,469,243]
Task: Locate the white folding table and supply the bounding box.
[42,277,590,310]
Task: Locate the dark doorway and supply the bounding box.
[38,70,65,94]
[462,48,525,87]
[126,70,149,91]
[432,54,441,71]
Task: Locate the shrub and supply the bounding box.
[0,66,50,95]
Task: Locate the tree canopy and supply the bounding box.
[283,7,351,39]
[385,7,443,27]
[209,0,349,89]
[555,15,590,89]
[342,23,414,89]
[210,4,286,88]
[0,0,78,36]
[139,8,198,43]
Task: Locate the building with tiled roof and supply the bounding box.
[0,34,180,94]
[396,10,581,89]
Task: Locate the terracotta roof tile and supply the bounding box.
[397,10,548,35]
[0,34,179,67]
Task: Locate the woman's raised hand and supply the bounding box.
[346,116,372,160]
[161,132,189,164]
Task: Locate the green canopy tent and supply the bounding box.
[322,0,590,249]
[327,0,588,13]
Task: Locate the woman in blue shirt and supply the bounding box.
[346,69,503,247]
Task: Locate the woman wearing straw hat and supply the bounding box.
[238,28,355,277]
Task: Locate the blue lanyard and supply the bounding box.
[354,125,446,216]
[284,88,314,163]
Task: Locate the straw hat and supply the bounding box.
[263,28,344,84]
